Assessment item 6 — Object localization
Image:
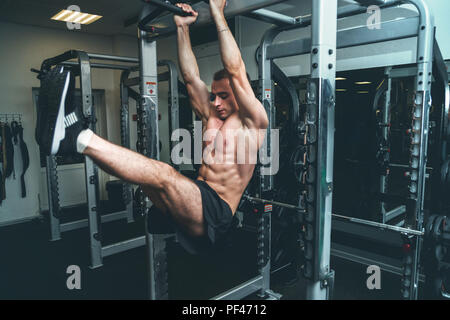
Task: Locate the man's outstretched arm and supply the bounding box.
[175,3,211,120]
[210,0,268,130]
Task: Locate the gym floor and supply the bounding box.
[0,207,413,300]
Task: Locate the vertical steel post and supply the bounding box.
[78,51,102,269]
[138,28,168,300]
[304,0,337,300]
[259,28,280,192]
[402,0,435,300]
[258,27,281,297]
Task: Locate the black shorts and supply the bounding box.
[176,180,236,254]
[147,179,236,255]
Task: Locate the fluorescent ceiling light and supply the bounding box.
[336,89,347,92]
[357,91,369,94]
[336,77,347,81]
[73,13,89,23]
[51,9,102,25]
[355,81,372,85]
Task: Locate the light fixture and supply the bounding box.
[336,77,347,81]
[51,9,102,25]
[355,81,372,85]
[336,89,347,92]
[357,91,369,94]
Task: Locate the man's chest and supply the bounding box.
[203,117,243,151]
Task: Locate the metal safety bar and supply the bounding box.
[244,195,424,236]
[212,276,264,300]
[61,61,138,71]
[245,8,299,26]
[87,53,139,63]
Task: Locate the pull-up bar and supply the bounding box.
[138,0,289,36]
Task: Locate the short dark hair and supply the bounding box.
[213,68,251,83]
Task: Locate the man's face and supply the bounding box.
[211,78,238,120]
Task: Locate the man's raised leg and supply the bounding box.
[81,132,204,237]
[34,70,204,238]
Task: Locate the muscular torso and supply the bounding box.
[197,112,264,214]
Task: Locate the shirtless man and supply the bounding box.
[36,0,268,254]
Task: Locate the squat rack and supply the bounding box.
[255,0,438,300]
[39,50,182,269]
[39,51,140,268]
[138,0,438,300]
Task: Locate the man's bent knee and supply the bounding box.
[142,186,168,213]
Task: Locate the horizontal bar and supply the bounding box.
[388,67,418,79]
[333,213,423,236]
[246,8,298,26]
[100,210,128,223]
[389,163,433,171]
[147,0,286,38]
[87,53,139,63]
[244,195,302,211]
[266,16,419,60]
[384,205,406,222]
[60,210,129,233]
[61,61,138,71]
[41,50,79,70]
[102,235,146,257]
[331,243,425,282]
[211,275,263,300]
[146,0,191,16]
[60,218,88,232]
[244,195,423,236]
